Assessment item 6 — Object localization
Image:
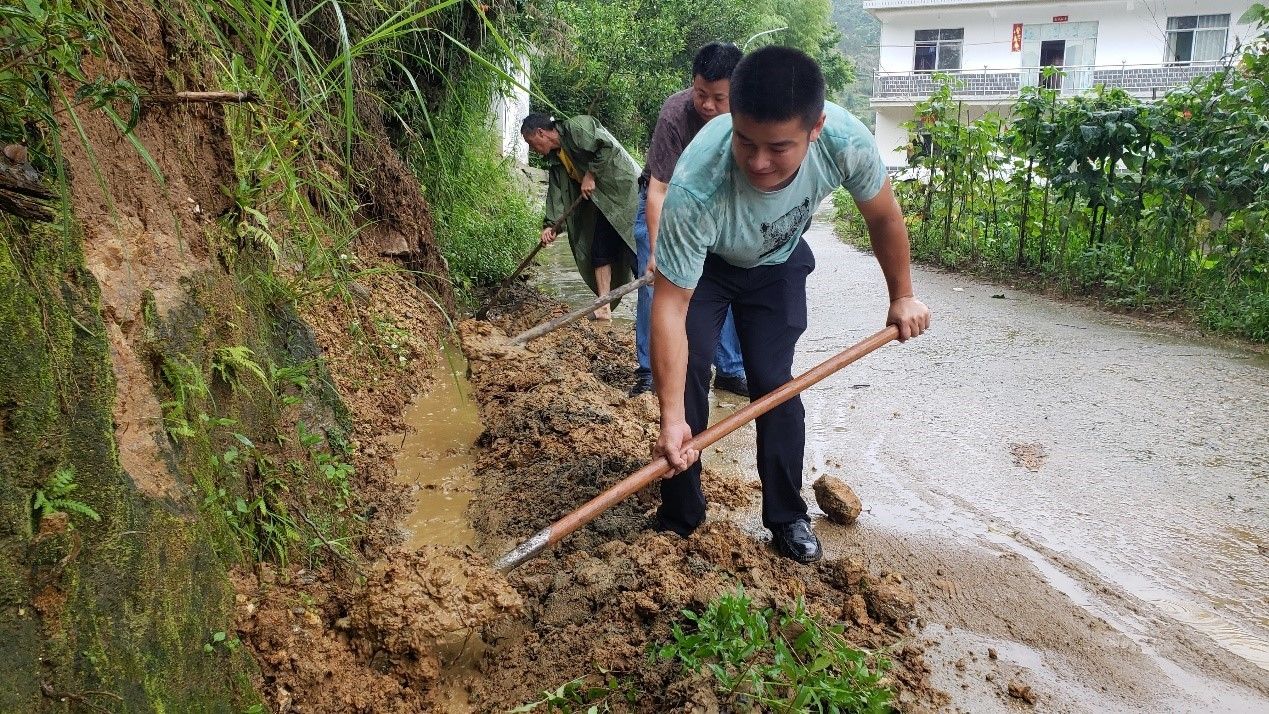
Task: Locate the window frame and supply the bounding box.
[913,28,965,72]
[1165,14,1230,64]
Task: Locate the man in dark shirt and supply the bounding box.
[630,42,747,397]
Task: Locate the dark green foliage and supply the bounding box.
[407,74,539,297]
[526,0,854,150]
[830,0,880,128]
[31,467,101,525]
[0,0,144,172]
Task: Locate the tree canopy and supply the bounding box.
[524,0,854,151]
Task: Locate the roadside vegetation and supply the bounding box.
[1,0,542,706]
[656,591,893,712]
[515,590,893,713]
[1,0,544,567]
[524,0,851,149]
[835,5,1269,342]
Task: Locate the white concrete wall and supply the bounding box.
[490,54,531,164]
[874,103,1011,168]
[874,0,1256,73]
[874,106,912,167]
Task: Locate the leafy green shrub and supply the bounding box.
[410,74,538,298]
[657,591,893,713]
[1199,283,1269,342]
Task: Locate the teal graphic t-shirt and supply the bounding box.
[655,101,886,289]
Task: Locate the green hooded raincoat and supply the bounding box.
[544,115,641,297]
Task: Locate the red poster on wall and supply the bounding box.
[1053,15,1069,22]
[1011,23,1023,52]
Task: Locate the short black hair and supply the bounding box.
[730,46,825,128]
[692,42,742,82]
[520,113,556,133]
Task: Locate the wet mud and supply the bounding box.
[395,347,483,549]
[455,286,945,711]
[526,204,1269,711]
[232,547,520,713]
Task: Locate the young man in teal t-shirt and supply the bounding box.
[651,46,931,563]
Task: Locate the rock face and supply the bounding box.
[813,475,863,525]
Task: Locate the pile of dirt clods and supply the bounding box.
[458,288,943,712]
[232,546,521,712]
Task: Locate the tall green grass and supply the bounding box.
[406,72,538,300]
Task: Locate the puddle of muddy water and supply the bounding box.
[395,347,481,549]
[536,240,637,327]
[392,347,489,712]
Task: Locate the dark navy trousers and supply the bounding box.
[657,239,815,535]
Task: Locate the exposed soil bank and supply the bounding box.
[0,0,477,707]
[456,286,945,711]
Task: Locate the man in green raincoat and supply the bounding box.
[521,113,640,319]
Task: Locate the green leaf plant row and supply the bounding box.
[836,4,1269,342]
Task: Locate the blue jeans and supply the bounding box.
[635,186,744,377]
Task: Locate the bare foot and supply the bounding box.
[590,305,612,321]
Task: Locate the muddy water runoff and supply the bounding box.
[535,206,1269,710]
[396,346,481,549]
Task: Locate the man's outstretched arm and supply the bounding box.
[643,178,670,274]
[855,177,931,341]
[650,273,697,473]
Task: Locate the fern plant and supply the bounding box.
[211,346,270,393]
[32,467,101,525]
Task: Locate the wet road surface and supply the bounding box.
[538,204,1269,711]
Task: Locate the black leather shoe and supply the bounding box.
[628,372,654,397]
[713,371,750,398]
[771,519,822,564]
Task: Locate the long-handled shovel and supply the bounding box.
[476,193,586,320]
[494,324,901,572]
[508,272,654,345]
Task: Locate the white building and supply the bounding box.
[491,55,531,164]
[865,0,1258,167]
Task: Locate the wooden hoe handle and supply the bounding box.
[494,324,901,572]
[509,273,654,345]
[476,194,586,319]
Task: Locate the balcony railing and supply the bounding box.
[872,62,1225,103]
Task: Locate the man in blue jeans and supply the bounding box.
[631,42,747,398]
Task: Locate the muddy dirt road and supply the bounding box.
[537,205,1269,712]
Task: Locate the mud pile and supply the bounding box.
[233,547,521,712]
[459,288,943,711]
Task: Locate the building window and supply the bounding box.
[1167,15,1229,64]
[914,29,964,72]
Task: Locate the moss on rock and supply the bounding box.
[0,218,259,711]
